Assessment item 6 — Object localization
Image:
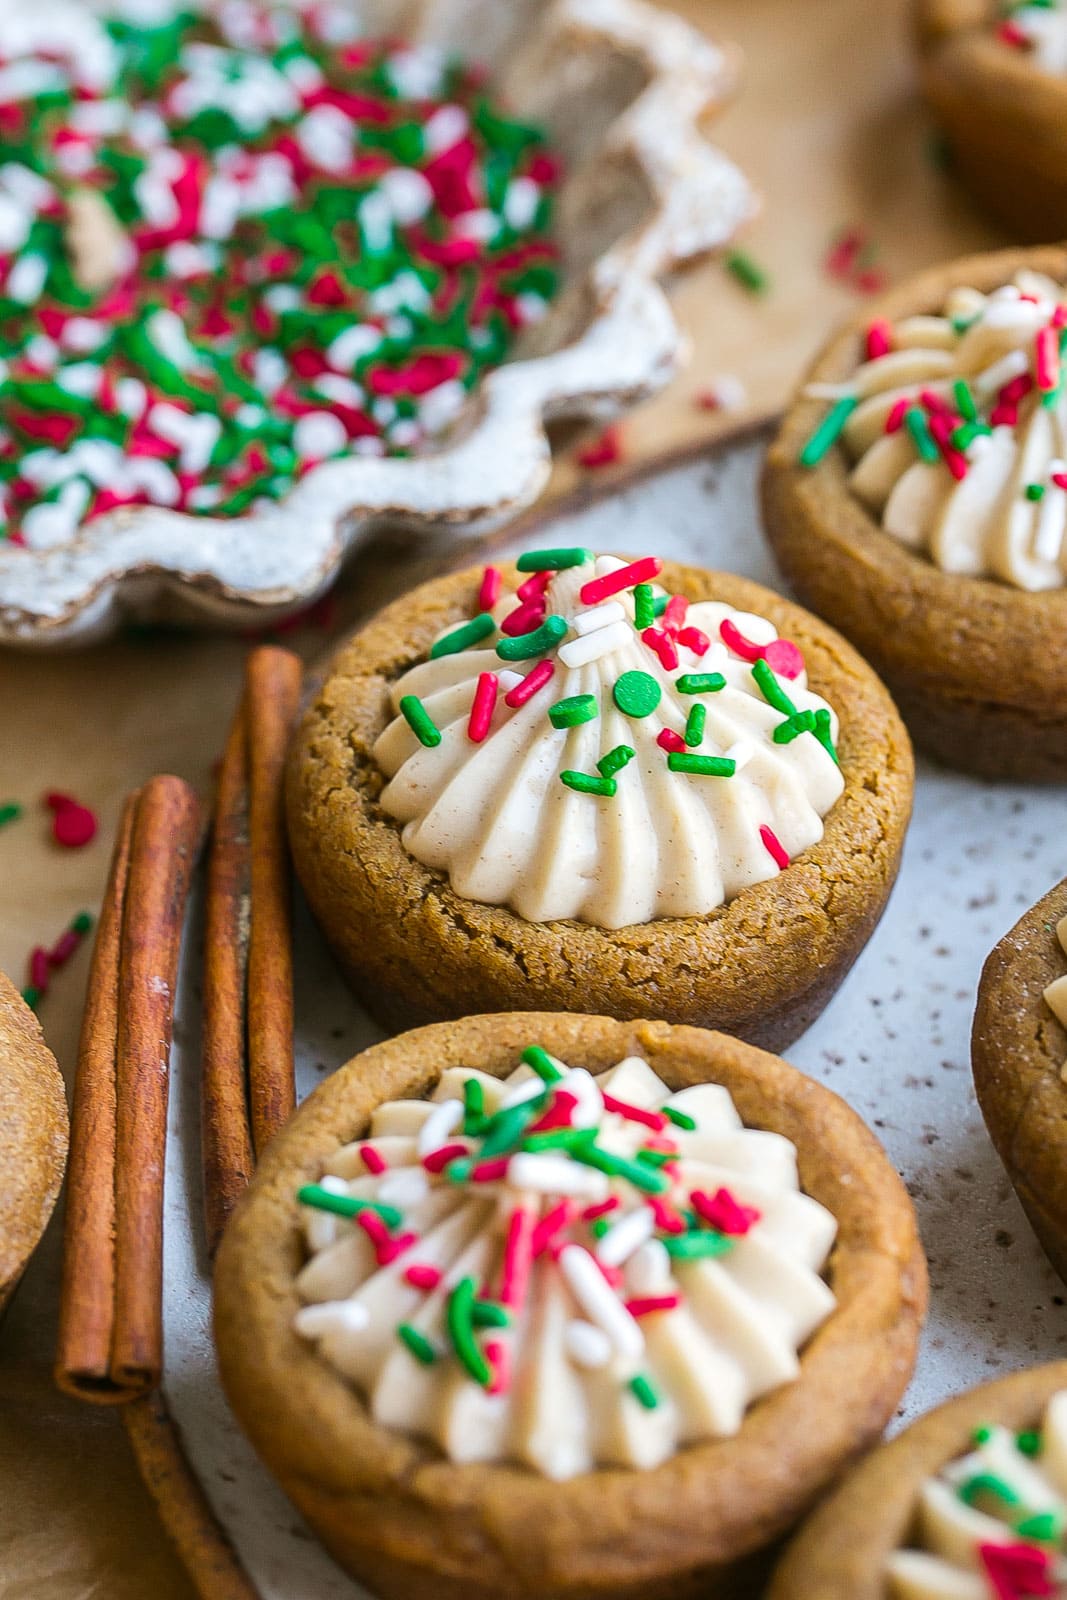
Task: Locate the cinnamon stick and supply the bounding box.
[201,704,254,1258]
[244,647,301,1154]
[55,776,201,1403]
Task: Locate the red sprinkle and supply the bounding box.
[1053,472,1067,491]
[824,228,865,281]
[677,626,710,657]
[45,790,98,849]
[470,1156,511,1183]
[692,1187,762,1235]
[642,627,679,671]
[579,556,662,607]
[865,319,893,360]
[29,946,50,992]
[422,1142,469,1174]
[485,1337,511,1395]
[516,569,552,603]
[576,424,623,470]
[527,1089,579,1133]
[996,19,1032,48]
[467,672,499,743]
[477,566,502,611]
[504,658,555,708]
[885,398,910,434]
[648,1195,688,1235]
[720,619,804,680]
[361,1144,387,1175]
[1000,373,1034,406]
[625,1294,682,1319]
[760,824,790,871]
[375,1231,417,1266]
[1054,304,1067,329]
[531,1200,576,1256]
[355,1210,389,1248]
[662,594,689,631]
[601,1093,667,1132]
[48,928,82,967]
[1036,324,1060,392]
[656,728,686,755]
[500,600,546,637]
[978,1541,1054,1600]
[500,1205,535,1309]
[582,1198,621,1221]
[404,1263,442,1291]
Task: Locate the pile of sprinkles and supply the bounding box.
[0,0,559,546]
[294,1046,837,1474]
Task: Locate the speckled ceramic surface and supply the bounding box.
[162,440,1067,1597]
[0,0,754,649]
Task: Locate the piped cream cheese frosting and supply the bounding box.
[799,271,1067,589]
[886,1390,1067,1599]
[1044,916,1067,1080]
[293,1046,838,1480]
[372,550,845,929]
[996,4,1067,73]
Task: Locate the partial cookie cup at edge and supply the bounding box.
[973,876,1067,1285]
[213,1012,928,1600]
[761,244,1067,782]
[768,1360,1067,1600]
[913,0,1067,241]
[285,559,914,1051]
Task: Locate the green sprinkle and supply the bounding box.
[549,693,598,729]
[635,1147,674,1168]
[951,312,979,335]
[561,770,617,797]
[972,1425,993,1446]
[0,802,22,829]
[633,582,655,629]
[21,985,40,1009]
[953,379,977,422]
[773,709,817,745]
[70,911,94,936]
[667,753,736,777]
[470,1300,511,1329]
[905,405,939,464]
[589,1214,613,1238]
[516,547,592,572]
[446,1277,492,1387]
[399,694,441,748]
[951,420,989,452]
[572,1143,670,1194]
[813,707,839,766]
[613,669,661,718]
[958,1472,1020,1509]
[676,673,725,694]
[651,594,670,618]
[684,703,706,747]
[445,1157,473,1184]
[598,743,635,778]
[663,1230,735,1260]
[798,396,858,468]
[495,614,568,661]
[398,1323,437,1364]
[430,612,496,659]
[629,1373,660,1410]
[479,1098,546,1158]
[463,1077,485,1134]
[725,250,769,294]
[663,1105,697,1131]
[1043,382,1063,411]
[522,1044,564,1083]
[1016,1429,1042,1458]
[297,1184,403,1228]
[1016,1510,1061,1542]
[752,658,797,717]
[523,1126,596,1153]
[1026,482,1046,501]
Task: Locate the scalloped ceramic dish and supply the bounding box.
[0,0,755,648]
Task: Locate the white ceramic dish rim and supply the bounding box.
[0,0,756,647]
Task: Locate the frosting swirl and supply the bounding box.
[293,1047,837,1479]
[373,552,845,929]
[887,1389,1067,1598]
[802,271,1067,590]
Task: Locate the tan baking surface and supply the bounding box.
[0,0,1007,1592]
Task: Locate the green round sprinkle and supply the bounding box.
[1016,1429,1042,1458]
[798,396,858,468]
[561,770,616,797]
[399,694,441,748]
[516,547,592,572]
[725,250,769,294]
[684,704,706,747]
[470,1300,511,1329]
[549,693,598,729]
[1026,482,1046,502]
[446,1277,492,1387]
[905,406,939,465]
[629,1373,661,1410]
[613,670,661,718]
[676,673,725,695]
[0,802,22,828]
[589,1215,613,1239]
[430,612,496,659]
[495,614,568,661]
[752,658,797,716]
[522,1044,564,1083]
[663,1230,734,1260]
[598,743,635,779]
[297,1184,403,1228]
[663,1105,697,1131]
[667,753,736,777]
[398,1323,437,1365]
[633,583,655,630]
[972,1424,994,1446]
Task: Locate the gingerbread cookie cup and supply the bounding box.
[762,246,1067,781]
[286,560,912,1050]
[0,970,68,1310]
[973,876,1067,1285]
[214,1012,927,1600]
[769,1361,1067,1600]
[914,0,1067,240]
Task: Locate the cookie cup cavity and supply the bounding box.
[914,0,1067,240]
[973,875,1067,1284]
[768,1360,1067,1599]
[286,560,913,1049]
[213,1013,927,1600]
[762,245,1067,781]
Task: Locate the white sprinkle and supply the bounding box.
[380,167,434,225]
[0,162,53,209]
[497,670,525,693]
[236,403,267,429]
[6,252,47,305]
[329,323,382,370]
[388,419,420,449]
[593,554,628,577]
[386,315,414,342]
[507,1154,609,1200]
[358,190,393,255]
[499,1075,549,1111]
[282,56,324,93]
[423,104,468,154]
[503,176,540,231]
[116,378,148,420]
[516,292,548,325]
[417,1099,464,1159]
[705,373,748,412]
[417,380,467,435]
[0,194,30,255]
[147,309,197,370]
[573,600,626,636]
[974,349,1030,400]
[627,1239,673,1295]
[387,47,443,100]
[313,373,366,408]
[294,1300,369,1340]
[352,436,386,458]
[21,493,82,549]
[56,363,102,399]
[24,335,58,370]
[127,457,181,505]
[561,1068,603,1129]
[559,1245,644,1360]
[372,397,398,426]
[558,619,631,669]
[453,208,499,244]
[297,104,354,172]
[565,1320,613,1370]
[725,740,754,771]
[62,317,106,354]
[252,348,287,395]
[318,1174,349,1195]
[596,1206,655,1269]
[368,270,429,316]
[165,241,213,279]
[294,411,349,460]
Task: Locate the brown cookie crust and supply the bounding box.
[913,0,1067,240]
[972,876,1067,1284]
[0,969,69,1309]
[214,1012,928,1600]
[286,560,913,1049]
[761,245,1067,781]
[768,1360,1067,1599]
